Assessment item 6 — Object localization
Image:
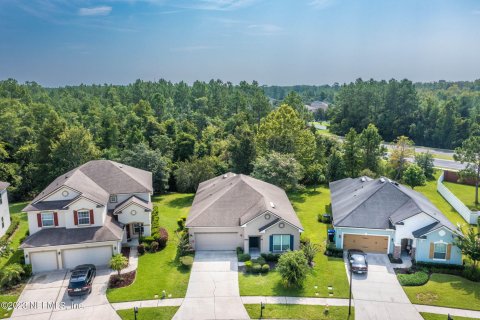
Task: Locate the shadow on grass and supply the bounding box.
[288,189,322,204]
[165,195,194,208]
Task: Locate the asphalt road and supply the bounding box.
[406,157,467,171]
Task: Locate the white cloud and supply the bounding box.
[247,24,283,35]
[309,0,335,10]
[174,0,256,11]
[78,6,112,16]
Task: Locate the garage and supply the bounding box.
[30,251,58,273]
[62,246,113,269]
[195,232,239,251]
[343,234,389,253]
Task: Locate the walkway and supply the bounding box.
[172,251,249,320]
[414,305,480,319]
[121,246,138,274]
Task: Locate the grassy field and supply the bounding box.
[443,181,480,211]
[403,274,480,311]
[421,313,478,320]
[239,187,349,298]
[117,306,179,320]
[107,193,194,302]
[244,304,354,320]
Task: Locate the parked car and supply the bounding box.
[347,249,368,274]
[67,264,96,296]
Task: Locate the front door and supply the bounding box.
[126,225,131,240]
[249,236,260,249]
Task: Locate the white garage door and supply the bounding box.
[31,251,58,273]
[195,232,239,251]
[63,246,113,269]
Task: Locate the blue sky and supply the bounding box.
[1,0,480,86]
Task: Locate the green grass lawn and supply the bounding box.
[116,306,179,320]
[443,181,480,211]
[244,304,354,320]
[421,313,478,320]
[403,274,480,311]
[239,187,349,298]
[107,193,194,302]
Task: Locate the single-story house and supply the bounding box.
[21,160,153,273]
[330,176,463,265]
[186,173,304,254]
[0,181,11,238]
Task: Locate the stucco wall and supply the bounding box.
[0,189,11,238]
[415,227,462,265]
[334,227,395,254]
[394,213,437,245]
[107,193,151,210]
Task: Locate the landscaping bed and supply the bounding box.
[109,271,136,289]
[244,304,354,320]
[420,313,478,320]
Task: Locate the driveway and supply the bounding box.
[173,251,249,320]
[10,268,120,320]
[346,253,423,320]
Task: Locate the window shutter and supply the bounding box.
[53,212,58,226]
[269,235,273,252]
[290,235,294,250]
[429,242,434,259]
[446,244,452,260]
[37,213,42,228]
[89,209,94,224]
[73,210,78,225]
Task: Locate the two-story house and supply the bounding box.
[21,160,153,273]
[0,181,11,238]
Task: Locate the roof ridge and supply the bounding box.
[107,160,152,191]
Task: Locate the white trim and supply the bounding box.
[113,199,151,215]
[340,232,391,254]
[432,240,449,261]
[63,195,104,208]
[418,225,455,237]
[77,209,91,225]
[241,210,304,231]
[259,218,303,233]
[41,212,55,228]
[34,185,80,204]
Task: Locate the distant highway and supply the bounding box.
[406,157,467,171]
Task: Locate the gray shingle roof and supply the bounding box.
[113,195,152,214]
[330,177,457,232]
[0,181,9,191]
[20,214,123,248]
[24,160,153,212]
[186,173,303,230]
[412,222,442,238]
[258,218,280,232]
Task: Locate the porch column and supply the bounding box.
[393,245,401,259]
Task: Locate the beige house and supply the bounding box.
[0,182,11,238]
[186,173,304,254]
[21,160,153,273]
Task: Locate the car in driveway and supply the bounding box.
[67,264,96,296]
[347,249,368,274]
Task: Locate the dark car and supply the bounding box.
[347,249,368,274]
[67,264,96,296]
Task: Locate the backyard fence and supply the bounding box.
[437,172,479,225]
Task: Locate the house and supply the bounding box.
[0,181,11,238]
[330,176,463,265]
[186,173,304,254]
[21,160,153,273]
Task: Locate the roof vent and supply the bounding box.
[380,178,385,183]
[270,202,276,208]
[360,177,366,182]
[223,174,228,179]
[119,165,123,168]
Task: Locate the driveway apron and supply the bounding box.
[346,253,423,320]
[173,251,249,320]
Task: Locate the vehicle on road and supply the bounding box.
[347,249,368,274]
[67,264,96,296]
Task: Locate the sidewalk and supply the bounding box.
[415,305,480,319]
[121,247,138,274]
[241,296,351,306]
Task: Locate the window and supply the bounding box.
[272,235,291,252]
[434,242,447,260]
[109,195,117,203]
[77,210,90,225]
[133,223,143,234]
[41,213,54,227]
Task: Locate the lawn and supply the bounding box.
[239,187,349,298]
[116,306,179,320]
[244,304,354,320]
[403,274,480,311]
[421,313,478,320]
[443,181,480,211]
[107,193,194,302]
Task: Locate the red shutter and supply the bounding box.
[73,210,78,225]
[37,213,42,228]
[53,212,58,226]
[89,209,94,225]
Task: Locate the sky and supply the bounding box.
[1,0,480,87]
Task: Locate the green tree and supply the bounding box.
[358,124,384,173]
[454,136,480,205]
[415,152,434,179]
[276,250,309,287]
[174,132,196,161]
[174,157,225,192]
[227,125,256,174]
[326,149,346,182]
[304,162,324,191]
[109,254,129,276]
[251,152,304,191]
[390,136,414,179]
[0,263,24,288]
[402,164,426,189]
[301,242,320,266]
[281,91,312,122]
[454,228,480,268]
[343,128,362,177]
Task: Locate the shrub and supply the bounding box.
[414,261,465,271]
[22,264,32,279]
[180,256,194,268]
[317,213,322,223]
[143,243,151,252]
[397,271,429,286]
[388,254,403,264]
[302,242,320,266]
[261,264,270,273]
[462,267,480,282]
[140,236,156,245]
[245,260,253,272]
[252,256,266,265]
[238,253,251,262]
[150,241,159,252]
[157,227,169,249]
[177,218,185,230]
[236,247,244,255]
[0,218,19,241]
[262,253,280,262]
[300,234,310,245]
[176,230,192,257]
[151,206,160,235]
[276,250,309,287]
[137,244,145,255]
[252,264,262,274]
[324,244,343,258]
[0,263,24,288]
[109,254,129,276]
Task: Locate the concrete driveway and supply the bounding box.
[173,251,249,320]
[346,253,423,320]
[10,268,120,320]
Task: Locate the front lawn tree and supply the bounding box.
[276,250,309,287]
[403,164,426,189]
[454,136,480,205]
[110,254,129,276]
[454,228,480,268]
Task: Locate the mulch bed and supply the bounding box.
[108,270,136,289]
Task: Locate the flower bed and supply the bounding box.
[109,271,136,289]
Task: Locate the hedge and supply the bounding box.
[150,205,160,235]
[0,217,20,242]
[397,271,429,286]
[414,261,465,271]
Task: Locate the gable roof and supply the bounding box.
[113,195,153,214]
[24,160,152,212]
[0,181,9,191]
[186,173,303,230]
[330,176,457,232]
